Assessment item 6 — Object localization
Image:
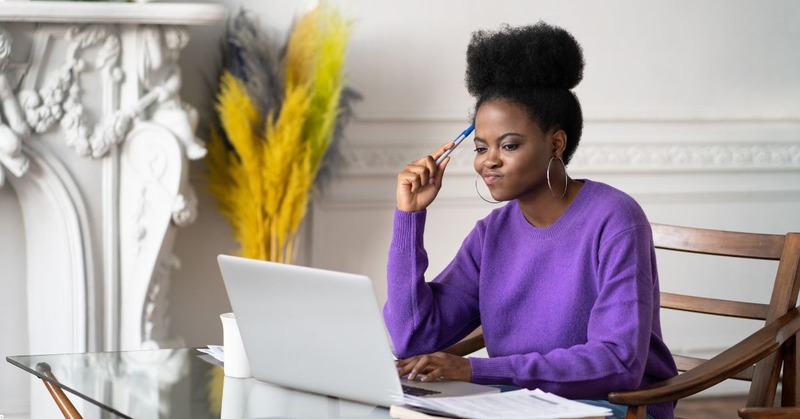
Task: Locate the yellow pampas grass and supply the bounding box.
[207,4,355,264]
[207,366,224,415]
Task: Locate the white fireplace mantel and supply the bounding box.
[0,1,227,25]
[0,2,226,416]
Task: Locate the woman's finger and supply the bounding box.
[430,142,454,165]
[407,356,434,381]
[420,365,446,382]
[396,356,426,376]
[402,162,434,190]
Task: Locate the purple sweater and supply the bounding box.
[384,180,677,419]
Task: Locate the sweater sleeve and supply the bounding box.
[470,224,656,399]
[383,209,482,359]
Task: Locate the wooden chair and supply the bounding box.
[444,223,800,419]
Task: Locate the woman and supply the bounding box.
[383,22,678,419]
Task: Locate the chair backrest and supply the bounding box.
[651,223,800,408]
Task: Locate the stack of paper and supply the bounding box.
[393,388,612,419]
[197,345,225,362]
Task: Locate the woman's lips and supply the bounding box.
[482,173,501,186]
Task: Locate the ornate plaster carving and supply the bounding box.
[18,24,123,158]
[4,20,203,354]
[15,24,207,162]
[172,187,198,227]
[142,252,182,349]
[138,25,207,160]
[0,29,31,187]
[119,122,193,350]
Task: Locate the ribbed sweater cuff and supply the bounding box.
[469,357,515,385]
[392,209,426,252]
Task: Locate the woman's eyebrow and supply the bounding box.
[474,132,525,143]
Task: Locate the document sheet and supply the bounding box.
[402,388,612,419]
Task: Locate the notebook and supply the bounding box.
[217,254,499,407]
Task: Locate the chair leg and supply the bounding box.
[36,362,83,419]
[782,335,798,407]
[625,405,647,419]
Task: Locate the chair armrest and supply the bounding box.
[609,308,800,406]
[738,407,800,418]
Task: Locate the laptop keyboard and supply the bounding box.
[402,384,442,397]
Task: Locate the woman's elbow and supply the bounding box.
[611,371,644,391]
[608,359,646,391]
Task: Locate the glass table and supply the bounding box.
[7,348,391,419]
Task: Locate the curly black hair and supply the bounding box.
[466,21,585,164]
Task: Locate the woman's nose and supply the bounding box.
[482,151,500,169]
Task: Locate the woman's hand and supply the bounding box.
[396,143,453,212]
[396,352,472,382]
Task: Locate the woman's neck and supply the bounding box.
[517,179,583,228]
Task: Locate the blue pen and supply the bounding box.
[436,125,475,165]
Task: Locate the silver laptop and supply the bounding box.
[217,254,499,407]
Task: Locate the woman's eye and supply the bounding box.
[502,144,519,151]
[474,147,487,154]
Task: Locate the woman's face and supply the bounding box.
[473,99,555,203]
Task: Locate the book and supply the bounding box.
[392,388,612,419]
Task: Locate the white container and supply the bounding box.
[220,312,252,378]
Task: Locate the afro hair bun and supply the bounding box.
[466,21,584,96]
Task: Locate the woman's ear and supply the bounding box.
[551,129,568,157]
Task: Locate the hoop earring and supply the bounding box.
[475,173,501,204]
[547,157,568,199]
